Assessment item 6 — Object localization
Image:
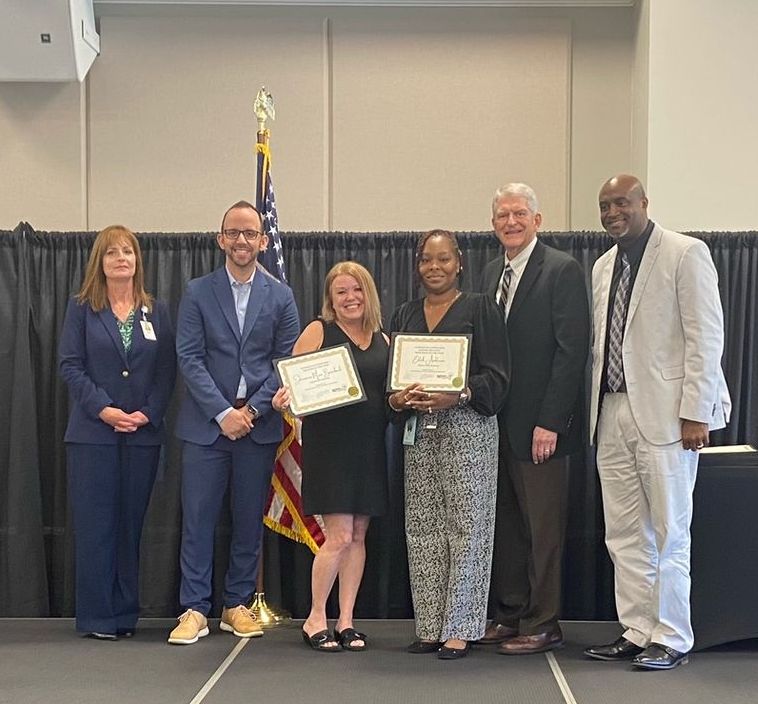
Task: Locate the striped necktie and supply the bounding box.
[500,263,513,316]
[607,252,631,392]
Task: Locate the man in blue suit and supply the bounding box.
[168,200,300,645]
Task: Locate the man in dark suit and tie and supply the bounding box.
[168,200,300,645]
[479,183,589,654]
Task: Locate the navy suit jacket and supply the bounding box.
[59,298,177,445]
[175,264,300,447]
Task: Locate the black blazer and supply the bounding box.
[479,239,590,461]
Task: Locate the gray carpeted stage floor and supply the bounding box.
[1,620,756,704]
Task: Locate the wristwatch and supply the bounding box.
[458,389,470,406]
[246,403,261,420]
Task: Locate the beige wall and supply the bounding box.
[88,11,327,233]
[645,0,758,231]
[630,0,649,183]
[0,4,635,233]
[0,82,86,231]
[569,7,634,229]
[330,10,570,232]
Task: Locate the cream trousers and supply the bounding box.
[597,392,699,653]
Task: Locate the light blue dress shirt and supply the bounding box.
[215,266,255,425]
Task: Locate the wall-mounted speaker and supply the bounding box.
[0,0,100,82]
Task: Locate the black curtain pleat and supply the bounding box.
[1,225,755,620]
[0,224,49,615]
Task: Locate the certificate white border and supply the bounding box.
[275,343,366,417]
[387,333,471,392]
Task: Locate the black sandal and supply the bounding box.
[334,627,368,651]
[301,628,341,652]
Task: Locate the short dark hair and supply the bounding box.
[220,200,263,233]
[415,229,464,284]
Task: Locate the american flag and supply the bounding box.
[256,143,287,283]
[255,139,325,554]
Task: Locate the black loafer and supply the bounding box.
[438,641,470,660]
[584,637,644,661]
[407,639,442,654]
[632,643,689,670]
[86,632,117,641]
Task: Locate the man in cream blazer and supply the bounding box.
[585,175,730,670]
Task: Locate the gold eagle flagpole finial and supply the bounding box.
[254,86,275,144]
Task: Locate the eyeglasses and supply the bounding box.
[222,229,263,242]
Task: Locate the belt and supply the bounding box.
[233,398,246,409]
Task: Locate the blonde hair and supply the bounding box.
[76,225,153,312]
[321,261,382,332]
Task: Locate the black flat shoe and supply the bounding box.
[301,628,340,652]
[438,641,470,660]
[406,639,442,654]
[86,632,117,641]
[334,627,367,651]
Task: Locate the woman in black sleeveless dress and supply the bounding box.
[274,262,389,652]
[301,321,388,517]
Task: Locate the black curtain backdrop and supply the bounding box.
[1,223,755,620]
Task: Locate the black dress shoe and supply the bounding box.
[407,639,442,654]
[438,641,470,660]
[86,632,117,641]
[584,637,644,661]
[632,643,689,670]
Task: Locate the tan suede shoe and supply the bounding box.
[167,609,209,645]
[220,605,264,638]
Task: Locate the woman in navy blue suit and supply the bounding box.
[59,225,176,639]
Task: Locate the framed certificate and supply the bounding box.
[387,333,471,392]
[275,343,366,417]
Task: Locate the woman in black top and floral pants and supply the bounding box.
[389,230,509,659]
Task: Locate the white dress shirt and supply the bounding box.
[496,236,538,318]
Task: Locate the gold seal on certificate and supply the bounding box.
[387,333,471,392]
[275,343,366,417]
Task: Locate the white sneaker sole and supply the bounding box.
[167,626,210,645]
[219,621,264,638]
